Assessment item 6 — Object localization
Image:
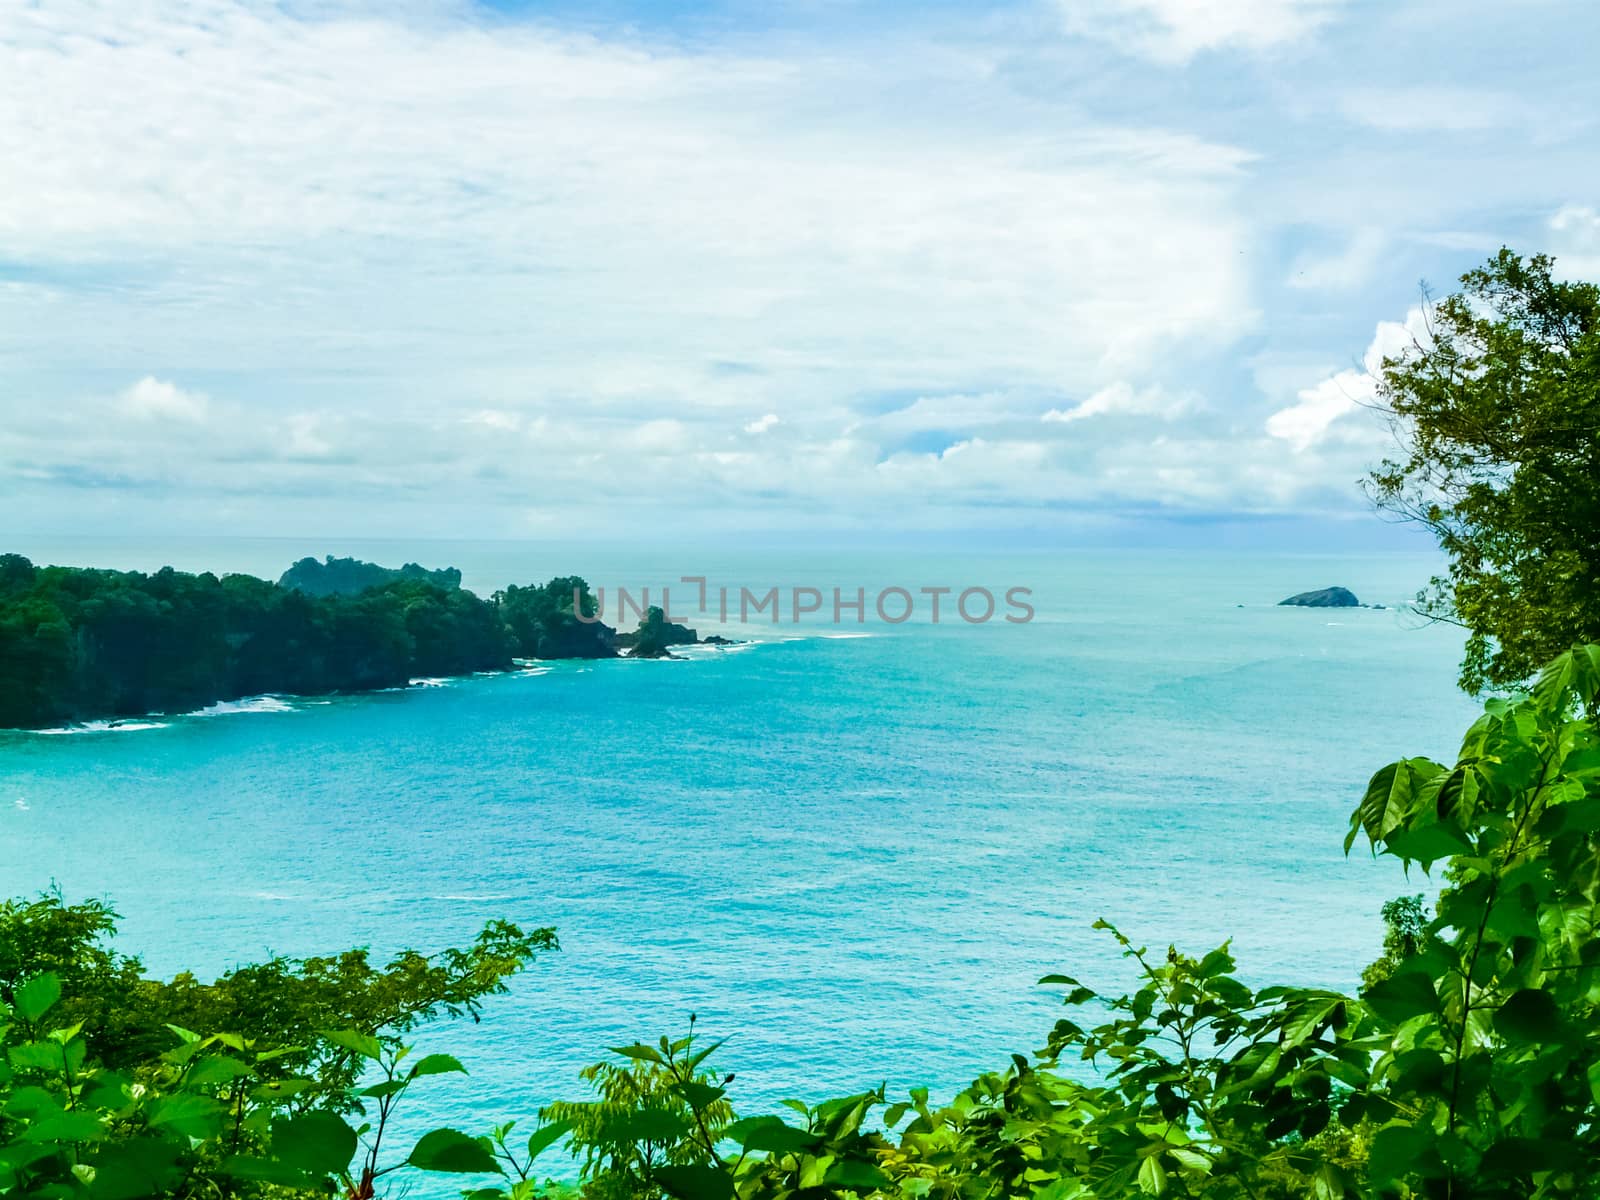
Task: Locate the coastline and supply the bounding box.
[6,645,767,736]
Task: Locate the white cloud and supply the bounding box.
[119,377,209,422]
[5,1,1597,535]
[466,409,523,432]
[1057,0,1343,63]
[1265,307,1429,451]
[0,0,1255,394]
[1264,370,1373,451]
[1550,204,1600,279]
[1041,382,1198,423]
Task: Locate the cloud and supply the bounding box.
[1041,382,1198,423]
[1057,0,1343,63]
[5,1,1598,536]
[1265,307,1429,451]
[0,0,1256,393]
[119,377,209,422]
[1550,205,1600,279]
[1264,371,1374,451]
[466,409,524,433]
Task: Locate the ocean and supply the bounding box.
[0,539,1481,1172]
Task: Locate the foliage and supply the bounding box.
[1359,895,1429,991]
[1,895,554,1110]
[0,970,570,1200]
[492,579,615,660]
[543,1023,735,1200]
[0,558,625,729]
[279,557,463,598]
[1368,249,1600,692]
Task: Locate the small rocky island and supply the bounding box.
[1277,586,1383,609]
[616,606,743,658]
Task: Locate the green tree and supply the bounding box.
[0,894,555,1108]
[1369,249,1600,692]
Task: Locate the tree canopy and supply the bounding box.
[0,559,616,729]
[279,557,463,598]
[1370,249,1600,692]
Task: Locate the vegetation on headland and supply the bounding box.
[279,557,464,598]
[0,560,638,729]
[493,578,618,661]
[4,247,1600,1198]
[0,558,515,728]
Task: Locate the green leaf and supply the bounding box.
[90,1139,187,1200]
[271,1111,358,1174]
[724,1115,823,1153]
[23,1110,107,1144]
[1197,946,1234,979]
[1348,759,1445,852]
[147,1094,225,1140]
[1280,996,1343,1049]
[13,975,62,1024]
[4,1084,65,1119]
[410,1053,469,1079]
[1382,821,1473,868]
[1495,989,1561,1043]
[1033,1180,1090,1200]
[653,1164,734,1200]
[1363,971,1439,1024]
[219,1155,320,1189]
[675,1080,727,1111]
[184,1056,254,1088]
[1310,1162,1349,1200]
[525,1118,572,1162]
[407,1128,503,1174]
[609,1043,665,1065]
[619,1107,690,1143]
[321,1029,384,1062]
[1532,645,1600,714]
[1136,1154,1167,1196]
[1368,1125,1440,1186]
[8,1041,66,1072]
[358,1079,410,1099]
[823,1159,891,1190]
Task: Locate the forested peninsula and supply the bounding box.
[0,554,686,729]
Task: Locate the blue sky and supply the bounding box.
[2,0,1597,542]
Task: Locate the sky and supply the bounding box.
[2,0,1597,544]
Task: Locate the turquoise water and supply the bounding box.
[0,541,1480,1163]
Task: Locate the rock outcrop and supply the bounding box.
[1278,586,1361,608]
[620,606,699,658]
